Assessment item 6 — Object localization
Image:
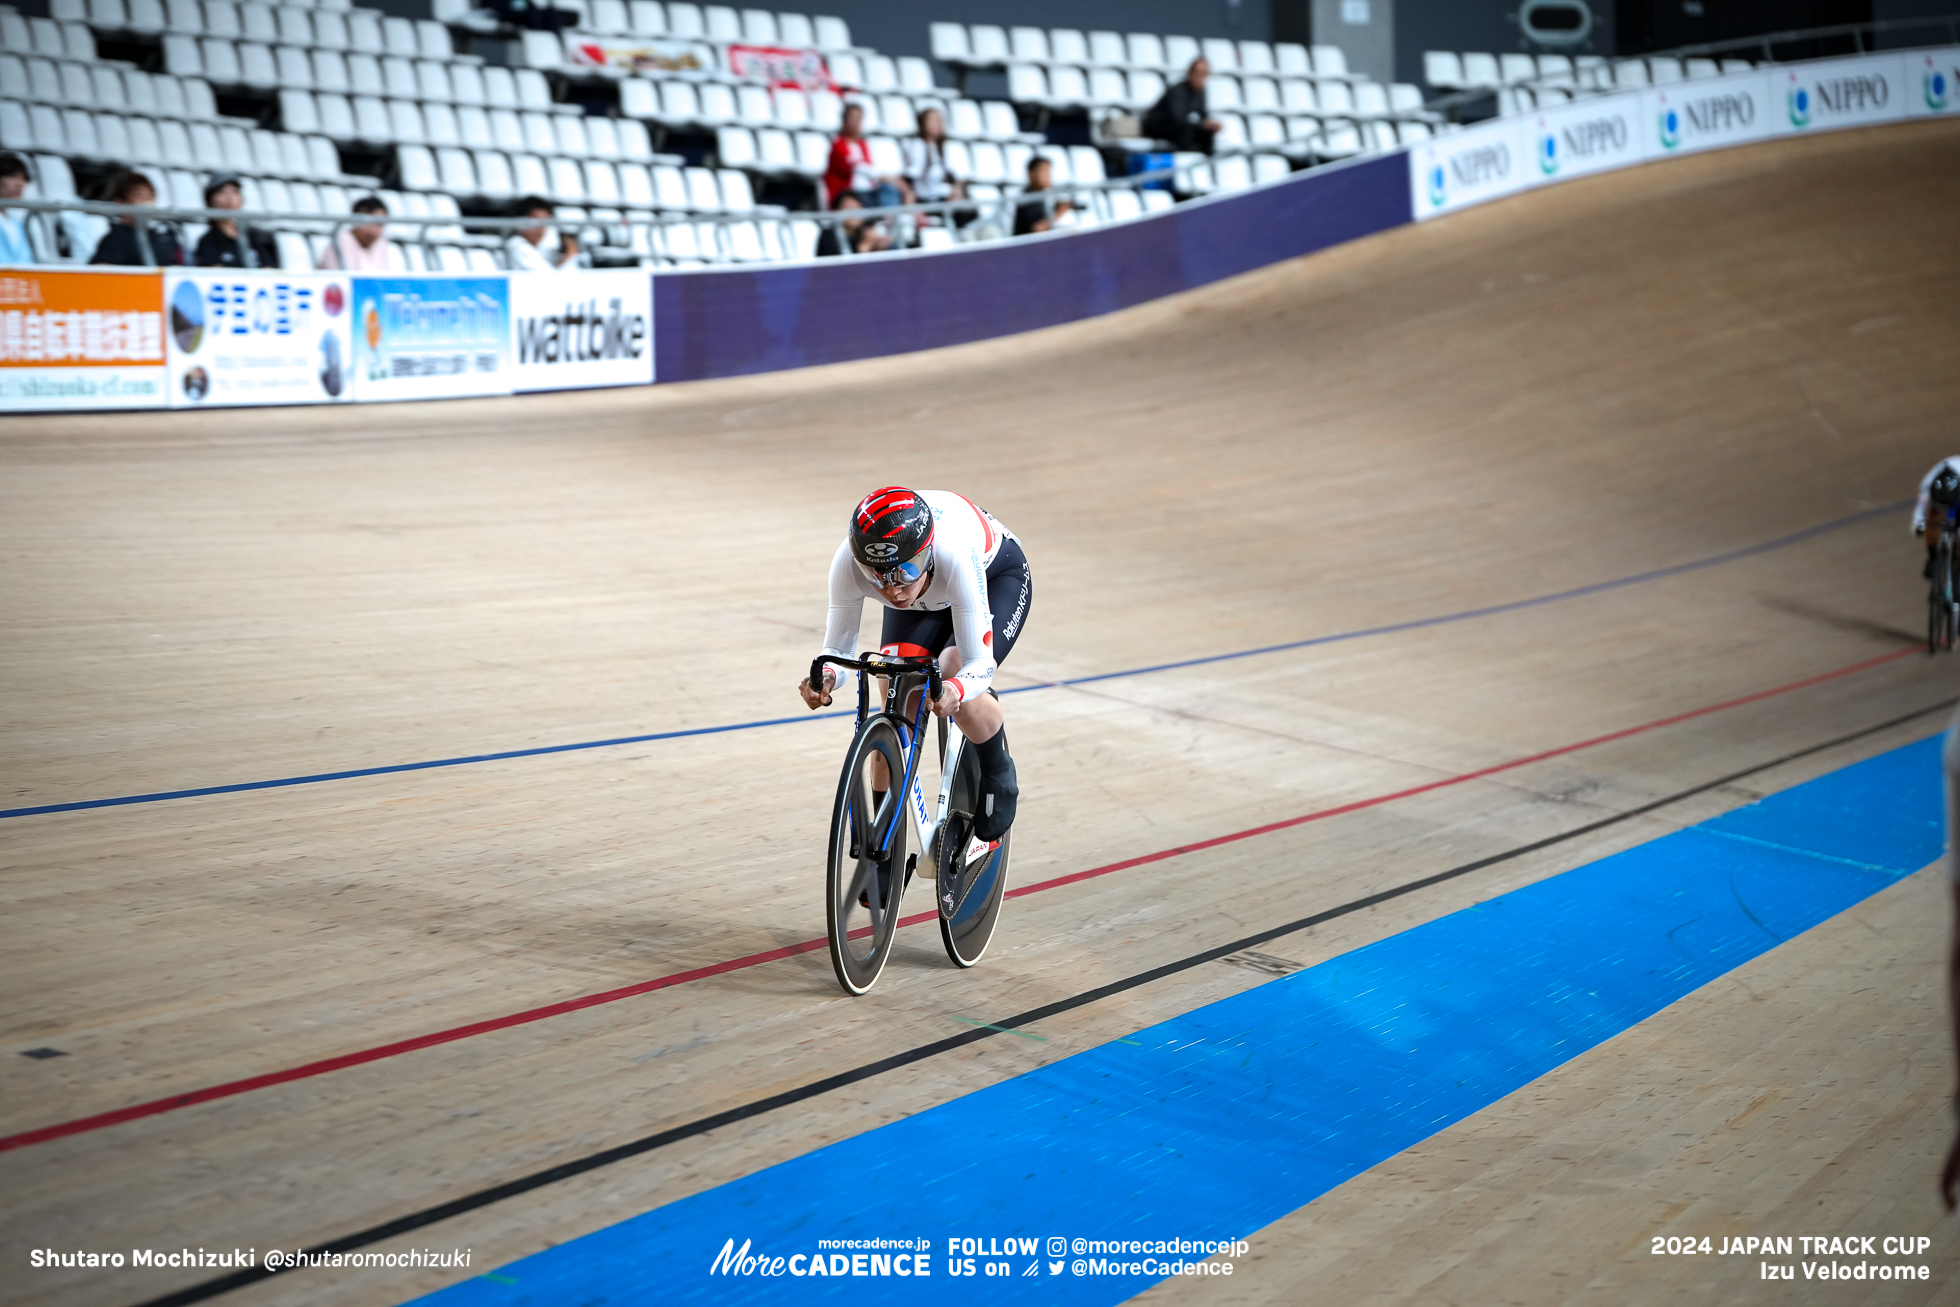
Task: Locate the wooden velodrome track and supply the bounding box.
[8,118,1960,1307]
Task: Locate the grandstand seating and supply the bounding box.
[926,21,1437,162]
[1420,47,1757,110]
[0,2,1421,269]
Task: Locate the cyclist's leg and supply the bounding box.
[868,607,954,797]
[956,538,1032,841]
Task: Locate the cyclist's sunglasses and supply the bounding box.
[861,546,932,588]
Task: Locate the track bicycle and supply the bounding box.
[1932,511,1957,655]
[812,651,1012,996]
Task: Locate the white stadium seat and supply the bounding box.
[1499,52,1537,83]
[666,2,704,37]
[968,25,1008,65]
[777,12,813,46]
[716,125,757,167]
[1309,44,1348,76]
[812,15,849,49]
[929,22,967,62]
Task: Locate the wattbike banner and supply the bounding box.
[165,270,354,407]
[350,275,512,402]
[507,270,654,393]
[1411,46,1960,219]
[0,267,165,410]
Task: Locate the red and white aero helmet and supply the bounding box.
[849,486,935,585]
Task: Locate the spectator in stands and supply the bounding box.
[192,173,280,269]
[507,196,579,270]
[317,196,404,272]
[1142,56,1223,153]
[0,153,33,265]
[825,102,912,210]
[1012,156,1075,237]
[814,193,892,257]
[90,170,185,267]
[902,108,964,211]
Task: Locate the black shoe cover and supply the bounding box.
[972,756,1018,843]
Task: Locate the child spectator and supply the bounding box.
[1012,156,1075,236]
[902,108,963,208]
[317,196,405,272]
[814,193,892,256]
[506,196,580,269]
[90,170,185,266]
[0,153,32,264]
[192,173,280,268]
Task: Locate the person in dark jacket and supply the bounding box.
[814,193,891,257]
[90,169,186,266]
[192,173,280,269]
[1141,56,1223,153]
[1012,155,1075,236]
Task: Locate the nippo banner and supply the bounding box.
[1778,55,1906,133]
[0,268,165,410]
[165,270,354,407]
[727,44,832,89]
[509,270,653,393]
[1646,74,1774,156]
[568,37,709,74]
[1412,48,1960,219]
[1410,116,1528,217]
[1907,47,1960,117]
[351,275,511,402]
[1529,96,1644,181]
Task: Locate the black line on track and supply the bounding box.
[135,697,1955,1307]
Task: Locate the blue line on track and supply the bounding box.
[2,501,1906,823]
[408,731,1945,1307]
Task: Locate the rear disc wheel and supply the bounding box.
[936,728,1011,968]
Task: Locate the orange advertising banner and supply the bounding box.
[0,269,164,367]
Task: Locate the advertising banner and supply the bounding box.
[164,270,353,408]
[568,37,710,74]
[351,275,511,402]
[1529,90,1650,182]
[1409,117,1533,218]
[1643,73,1774,157]
[1414,50,1946,219]
[1907,46,1960,117]
[727,43,833,88]
[0,268,165,410]
[509,271,654,392]
[1778,54,1906,133]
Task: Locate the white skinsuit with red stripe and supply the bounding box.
[820,489,1016,704]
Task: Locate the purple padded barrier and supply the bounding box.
[653,150,1412,383]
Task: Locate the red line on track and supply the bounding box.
[0,646,1917,1156]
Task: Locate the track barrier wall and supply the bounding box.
[1414,47,1960,217]
[2,45,1955,412]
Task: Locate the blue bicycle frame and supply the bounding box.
[814,651,959,864]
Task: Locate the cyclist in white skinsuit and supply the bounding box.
[1914,459,1960,577]
[797,487,1032,842]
